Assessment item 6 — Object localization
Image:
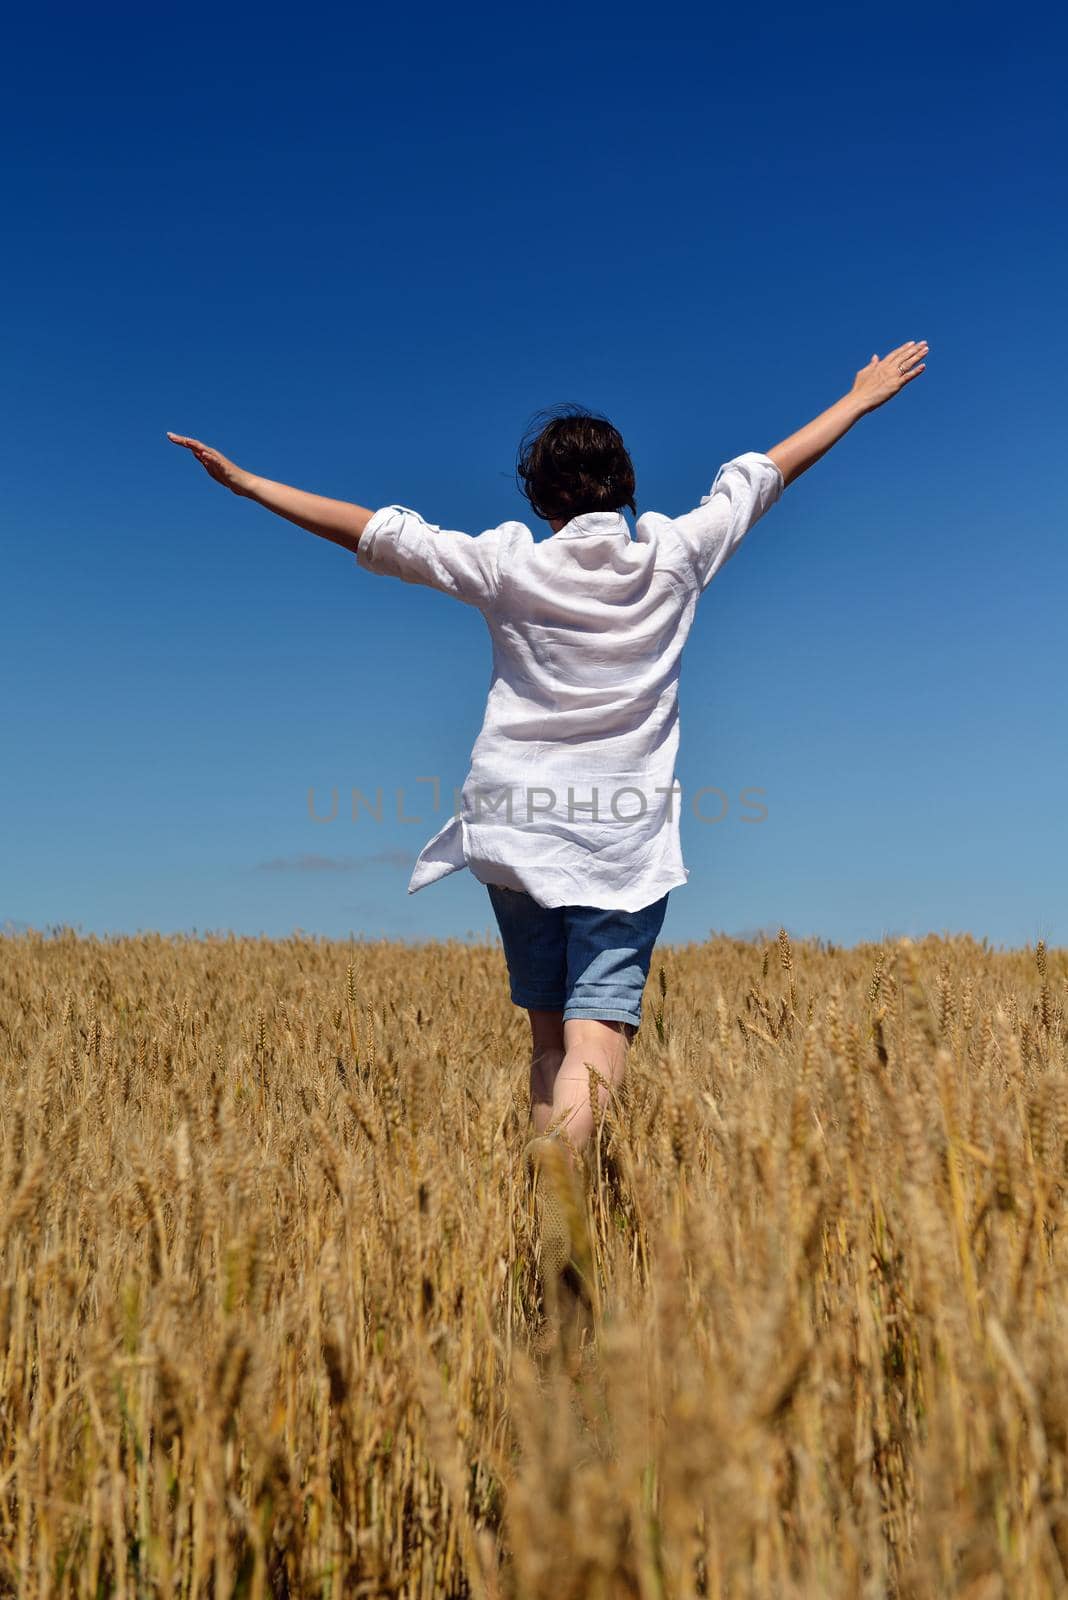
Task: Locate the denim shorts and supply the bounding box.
[486,885,669,1030]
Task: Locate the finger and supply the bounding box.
[886,340,926,364]
[901,363,926,381]
[885,341,916,361]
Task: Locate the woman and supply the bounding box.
[168,338,928,1288]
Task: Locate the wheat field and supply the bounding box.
[1,928,1066,1598]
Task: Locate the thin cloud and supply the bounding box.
[256,851,414,874]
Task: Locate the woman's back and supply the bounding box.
[353,451,785,908]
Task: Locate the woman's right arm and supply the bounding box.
[766,340,929,488]
[167,432,375,554]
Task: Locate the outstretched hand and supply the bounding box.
[850,342,929,413]
[767,338,931,488]
[167,433,252,496]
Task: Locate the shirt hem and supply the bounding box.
[469,860,689,912]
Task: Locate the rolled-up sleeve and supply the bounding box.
[356,506,502,609]
[671,452,784,591]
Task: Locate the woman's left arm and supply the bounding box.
[167,432,375,553]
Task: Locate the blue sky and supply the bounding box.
[2,3,1066,947]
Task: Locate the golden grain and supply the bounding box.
[0,929,1066,1596]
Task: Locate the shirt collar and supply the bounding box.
[554,510,629,538]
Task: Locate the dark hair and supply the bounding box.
[515,404,637,523]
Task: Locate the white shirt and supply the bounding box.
[356,451,784,912]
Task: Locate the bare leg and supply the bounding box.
[527,1008,565,1134]
[549,1018,633,1157]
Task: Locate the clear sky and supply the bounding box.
[2,3,1066,948]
